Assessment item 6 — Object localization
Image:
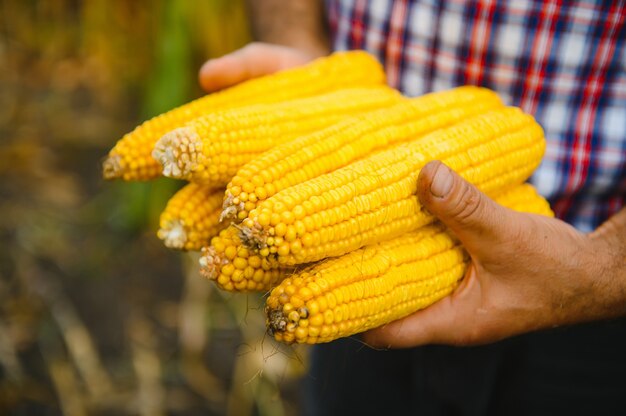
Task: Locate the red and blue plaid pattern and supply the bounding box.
[326,0,626,231]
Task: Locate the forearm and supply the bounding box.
[246,0,330,56]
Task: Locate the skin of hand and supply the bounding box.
[363,161,626,348]
[198,42,326,92]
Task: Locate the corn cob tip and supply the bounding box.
[152,127,201,179]
[237,219,268,252]
[219,193,240,222]
[157,220,187,250]
[265,301,312,340]
[199,246,224,281]
[102,154,123,180]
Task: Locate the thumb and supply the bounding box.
[198,43,316,92]
[417,161,512,254]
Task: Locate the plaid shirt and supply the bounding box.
[326,0,626,231]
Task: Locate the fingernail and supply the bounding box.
[430,163,454,197]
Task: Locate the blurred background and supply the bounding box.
[0,1,308,414]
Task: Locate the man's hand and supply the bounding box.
[364,161,626,348]
[198,42,325,93]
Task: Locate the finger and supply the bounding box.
[198,43,312,92]
[417,161,515,254]
[362,297,456,348]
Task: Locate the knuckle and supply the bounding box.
[449,181,484,224]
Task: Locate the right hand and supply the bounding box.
[198,42,326,92]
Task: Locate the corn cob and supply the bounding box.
[240,106,546,266]
[201,107,545,292]
[152,86,402,186]
[157,183,227,251]
[102,51,386,181]
[265,183,554,344]
[222,86,503,221]
[199,225,294,292]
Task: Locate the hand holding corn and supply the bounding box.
[363,161,626,348]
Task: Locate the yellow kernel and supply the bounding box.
[273,201,286,213]
[258,213,271,226]
[243,266,255,278]
[285,226,297,242]
[242,182,255,193]
[308,326,320,337]
[281,211,295,225]
[279,293,289,304]
[294,221,306,236]
[308,282,322,296]
[251,176,264,187]
[293,205,306,220]
[221,263,235,276]
[323,309,334,325]
[252,269,264,282]
[277,244,290,257]
[231,270,244,283]
[310,314,324,327]
[230,186,241,196]
[334,306,343,322]
[270,213,281,226]
[290,296,304,309]
[318,296,328,312]
[248,256,261,268]
[212,240,225,253]
[288,311,300,322]
[295,327,308,340]
[326,293,337,309]
[319,326,331,338]
[274,223,287,237]
[299,287,314,301]
[290,240,303,254]
[306,300,319,315]
[260,170,272,182]
[267,296,279,309]
[233,257,247,270]
[255,187,267,200]
[224,246,237,260]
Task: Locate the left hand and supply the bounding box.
[198,42,324,93]
[363,161,626,348]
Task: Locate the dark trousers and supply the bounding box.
[304,318,626,416]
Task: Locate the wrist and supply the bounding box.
[579,208,626,322]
